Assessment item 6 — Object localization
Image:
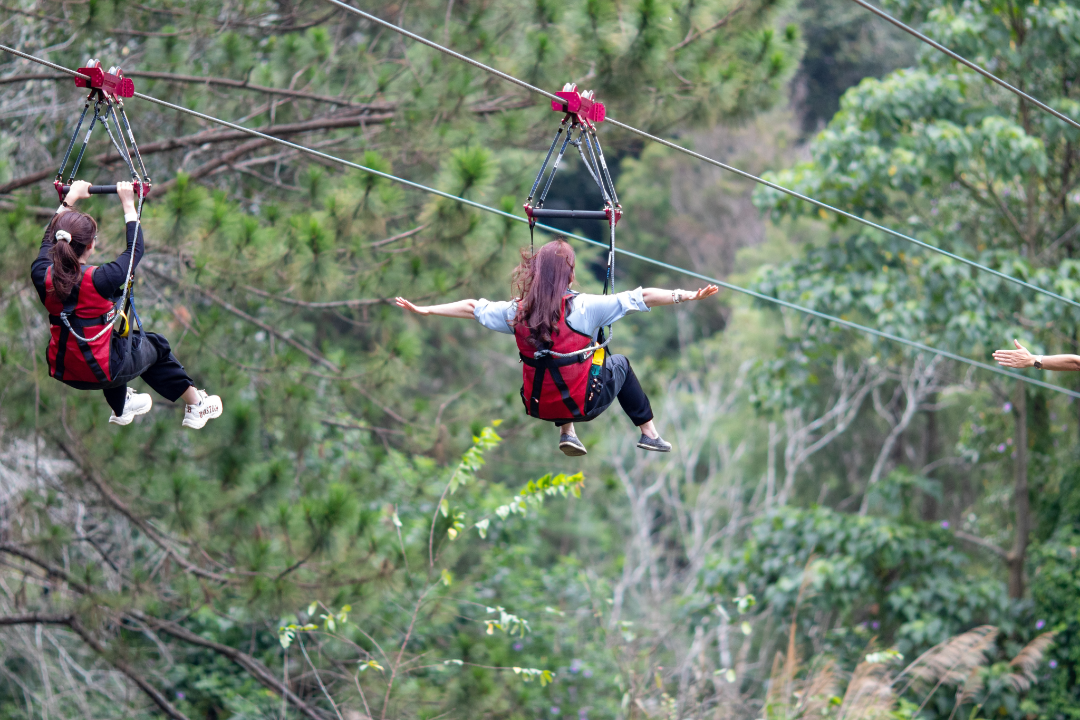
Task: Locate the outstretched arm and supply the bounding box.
[396,297,478,319]
[642,285,719,308]
[993,339,1080,371]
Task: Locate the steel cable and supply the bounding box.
[0,43,1077,398]
[846,0,1080,132]
[320,0,1080,313]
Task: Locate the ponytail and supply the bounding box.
[46,211,98,300]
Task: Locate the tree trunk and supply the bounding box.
[1008,381,1030,599]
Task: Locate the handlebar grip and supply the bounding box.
[61,184,117,194]
[59,182,150,198]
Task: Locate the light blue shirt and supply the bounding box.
[473,288,650,340]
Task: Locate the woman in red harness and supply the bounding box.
[30,180,223,429]
[396,237,718,456]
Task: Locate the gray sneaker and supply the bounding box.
[559,434,588,456]
[636,434,672,452]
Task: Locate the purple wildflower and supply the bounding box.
[871,621,880,630]
[1003,402,1012,412]
[513,642,523,651]
[1050,660,1058,669]
[1036,620,1046,630]
[941,521,950,529]
[551,706,560,714]
[583,669,593,678]
[176,692,186,700]
[570,659,583,674]
[997,443,1007,453]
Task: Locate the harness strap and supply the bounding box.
[527,364,546,418]
[519,351,590,368]
[49,311,115,328]
[547,365,584,419]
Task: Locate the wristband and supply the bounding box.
[1034,355,1043,369]
[672,290,682,304]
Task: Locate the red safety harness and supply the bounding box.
[516,294,604,421]
[43,266,117,384]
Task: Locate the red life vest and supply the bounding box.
[516,294,596,421]
[43,265,116,384]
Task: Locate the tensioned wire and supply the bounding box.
[846,0,1080,133]
[1,44,1077,400]
[321,0,1080,314]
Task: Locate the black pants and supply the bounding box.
[554,354,653,428]
[101,332,194,415]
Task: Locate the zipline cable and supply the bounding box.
[320,0,1080,313]
[1,44,1077,399]
[846,0,1080,133]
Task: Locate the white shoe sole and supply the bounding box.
[108,401,152,426]
[182,403,223,429]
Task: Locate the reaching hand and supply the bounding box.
[395,297,428,315]
[992,339,1035,368]
[117,181,137,214]
[691,285,720,301]
[65,180,92,204]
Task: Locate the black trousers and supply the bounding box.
[554,354,654,428]
[100,332,194,415]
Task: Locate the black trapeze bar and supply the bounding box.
[528,208,610,220]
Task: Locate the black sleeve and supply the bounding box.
[92,220,144,301]
[30,221,57,304]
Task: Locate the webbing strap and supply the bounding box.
[528,365,546,418]
[547,365,584,419]
[55,99,91,182]
[50,312,113,328]
[520,351,590,368]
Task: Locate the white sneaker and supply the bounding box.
[182,390,223,429]
[108,387,153,426]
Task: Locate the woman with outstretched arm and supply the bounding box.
[396,237,718,456]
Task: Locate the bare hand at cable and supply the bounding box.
[64,180,92,204]
[117,181,137,215]
[396,297,430,316]
[992,339,1035,368]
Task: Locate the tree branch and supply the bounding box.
[954,531,1010,560]
[241,284,388,308]
[670,0,747,51]
[51,432,234,584]
[126,70,384,108]
[134,614,326,720]
[143,265,342,372]
[0,111,393,194]
[0,543,91,594]
[0,614,191,720]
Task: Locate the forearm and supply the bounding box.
[1040,354,1080,371]
[417,299,478,319]
[642,287,690,308]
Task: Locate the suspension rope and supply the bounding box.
[320,0,1080,313]
[846,0,1080,133]
[0,44,1077,399]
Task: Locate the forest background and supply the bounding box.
[0,0,1078,718]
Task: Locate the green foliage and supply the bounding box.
[710,507,1012,660]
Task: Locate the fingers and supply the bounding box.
[1013,338,1026,351]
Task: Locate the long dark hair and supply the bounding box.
[512,238,576,348]
[47,211,98,300]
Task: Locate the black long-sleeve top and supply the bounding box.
[30,216,144,305]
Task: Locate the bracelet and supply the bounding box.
[672,290,682,304]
